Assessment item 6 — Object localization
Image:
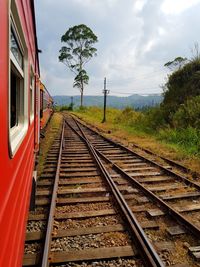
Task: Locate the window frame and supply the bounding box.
[9,1,28,157]
[30,67,35,123]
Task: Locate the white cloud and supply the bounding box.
[133,0,147,12]
[35,0,200,96]
[161,0,200,15]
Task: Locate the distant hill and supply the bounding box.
[53,94,163,109]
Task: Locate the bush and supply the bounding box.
[114,107,144,126]
[141,106,167,131]
[76,106,89,113]
[173,96,200,128]
[59,105,73,111]
[162,58,200,123]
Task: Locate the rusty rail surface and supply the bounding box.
[66,118,164,267]
[34,113,200,266]
[131,142,199,178]
[31,117,164,267]
[72,116,200,239]
[41,121,65,267]
[72,115,200,191]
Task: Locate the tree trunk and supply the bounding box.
[80,89,83,107]
[80,74,84,107]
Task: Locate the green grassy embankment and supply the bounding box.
[73,106,200,173]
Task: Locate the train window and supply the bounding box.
[9,3,28,156]
[30,70,34,122]
[10,70,18,128]
[10,29,23,70]
[43,98,48,110]
[40,90,43,118]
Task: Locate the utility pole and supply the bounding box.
[102,77,109,123]
[70,96,74,110]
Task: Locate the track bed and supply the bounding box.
[23,115,200,267]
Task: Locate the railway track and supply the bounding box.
[130,144,199,179]
[69,115,200,263]
[73,114,200,181]
[23,127,62,266]
[23,117,162,267]
[23,115,200,267]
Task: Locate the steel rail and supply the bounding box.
[94,148,200,237]
[66,118,164,267]
[72,117,200,239]
[41,121,65,267]
[73,116,200,192]
[131,143,199,178]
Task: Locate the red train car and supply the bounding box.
[0,1,40,267]
[40,82,54,130]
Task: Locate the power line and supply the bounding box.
[110,91,136,95]
[113,69,168,82]
[106,72,168,88]
[109,88,162,95]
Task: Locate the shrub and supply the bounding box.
[142,106,167,131]
[162,58,200,123]
[76,106,89,113]
[59,105,73,111]
[173,96,200,128]
[114,107,144,126]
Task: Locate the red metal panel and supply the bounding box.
[35,76,40,151]
[0,1,39,267]
[41,108,53,129]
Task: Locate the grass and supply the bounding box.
[158,127,200,155]
[37,112,63,177]
[73,106,200,173]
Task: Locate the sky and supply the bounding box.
[35,0,200,96]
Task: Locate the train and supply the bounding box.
[40,82,54,130]
[0,1,53,267]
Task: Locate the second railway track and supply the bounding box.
[68,115,200,266]
[23,115,200,267]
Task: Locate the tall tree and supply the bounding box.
[59,24,98,106]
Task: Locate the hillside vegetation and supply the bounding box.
[73,56,200,170]
[54,94,162,109]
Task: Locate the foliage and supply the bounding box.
[158,127,200,155]
[164,56,188,71]
[172,96,200,128]
[73,69,89,91]
[113,106,167,133]
[76,105,89,112]
[162,58,200,123]
[74,104,200,157]
[114,107,144,127]
[68,102,74,111]
[56,104,74,111]
[59,24,98,72]
[58,24,98,106]
[141,106,167,131]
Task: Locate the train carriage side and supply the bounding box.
[40,82,54,130]
[0,1,40,267]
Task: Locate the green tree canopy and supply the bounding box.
[59,24,98,106]
[73,69,89,90]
